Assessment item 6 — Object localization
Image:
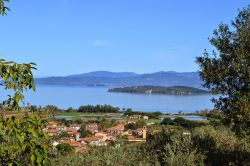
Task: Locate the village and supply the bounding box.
[44,114,148,154]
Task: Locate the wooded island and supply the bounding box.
[108,85,209,95]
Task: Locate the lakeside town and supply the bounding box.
[38,104,214,154]
[45,115,148,154]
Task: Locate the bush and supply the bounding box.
[207,109,223,119]
[53,145,159,166]
[0,113,51,165]
[78,105,119,113]
[74,118,83,124]
[162,117,172,125]
[173,117,207,129]
[56,143,74,154]
[192,126,250,165]
[53,131,71,140]
[79,124,92,138]
[144,129,204,166]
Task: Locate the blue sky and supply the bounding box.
[0,0,248,76]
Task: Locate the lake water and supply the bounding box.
[161,116,207,121]
[0,86,215,113]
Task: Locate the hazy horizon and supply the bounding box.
[35,70,199,77]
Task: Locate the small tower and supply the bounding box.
[142,126,147,139]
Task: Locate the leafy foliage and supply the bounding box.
[143,125,250,165]
[78,104,119,113]
[162,117,172,125]
[0,113,50,165]
[78,124,92,137]
[206,109,224,119]
[56,143,74,155]
[173,117,207,129]
[144,129,204,166]
[124,120,146,130]
[0,58,51,165]
[53,144,159,166]
[0,0,9,15]
[0,59,37,111]
[98,118,116,131]
[192,126,250,165]
[196,5,250,137]
[52,131,71,140]
[124,109,163,119]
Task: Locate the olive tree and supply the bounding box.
[196,5,250,137]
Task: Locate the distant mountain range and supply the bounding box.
[35,71,204,88]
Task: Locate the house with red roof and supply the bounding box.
[83,135,107,146]
[85,123,99,133]
[70,124,81,131]
[106,125,124,135]
[47,129,58,136]
[95,131,107,136]
[48,121,58,128]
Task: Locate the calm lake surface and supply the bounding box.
[161,116,207,121]
[0,86,215,113]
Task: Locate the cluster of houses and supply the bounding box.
[128,114,149,120]
[44,119,147,153]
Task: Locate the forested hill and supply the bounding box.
[108,86,209,95]
[35,71,204,88]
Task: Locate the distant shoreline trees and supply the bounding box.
[77,104,120,113]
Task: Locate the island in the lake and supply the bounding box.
[108,85,209,95]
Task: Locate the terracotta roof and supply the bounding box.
[72,131,81,136]
[127,136,135,140]
[68,141,81,147]
[107,125,124,131]
[107,135,117,141]
[95,132,107,136]
[83,136,103,143]
[80,140,87,145]
[48,121,58,126]
[47,129,57,133]
[85,123,98,131]
[57,137,70,142]
[67,127,77,133]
